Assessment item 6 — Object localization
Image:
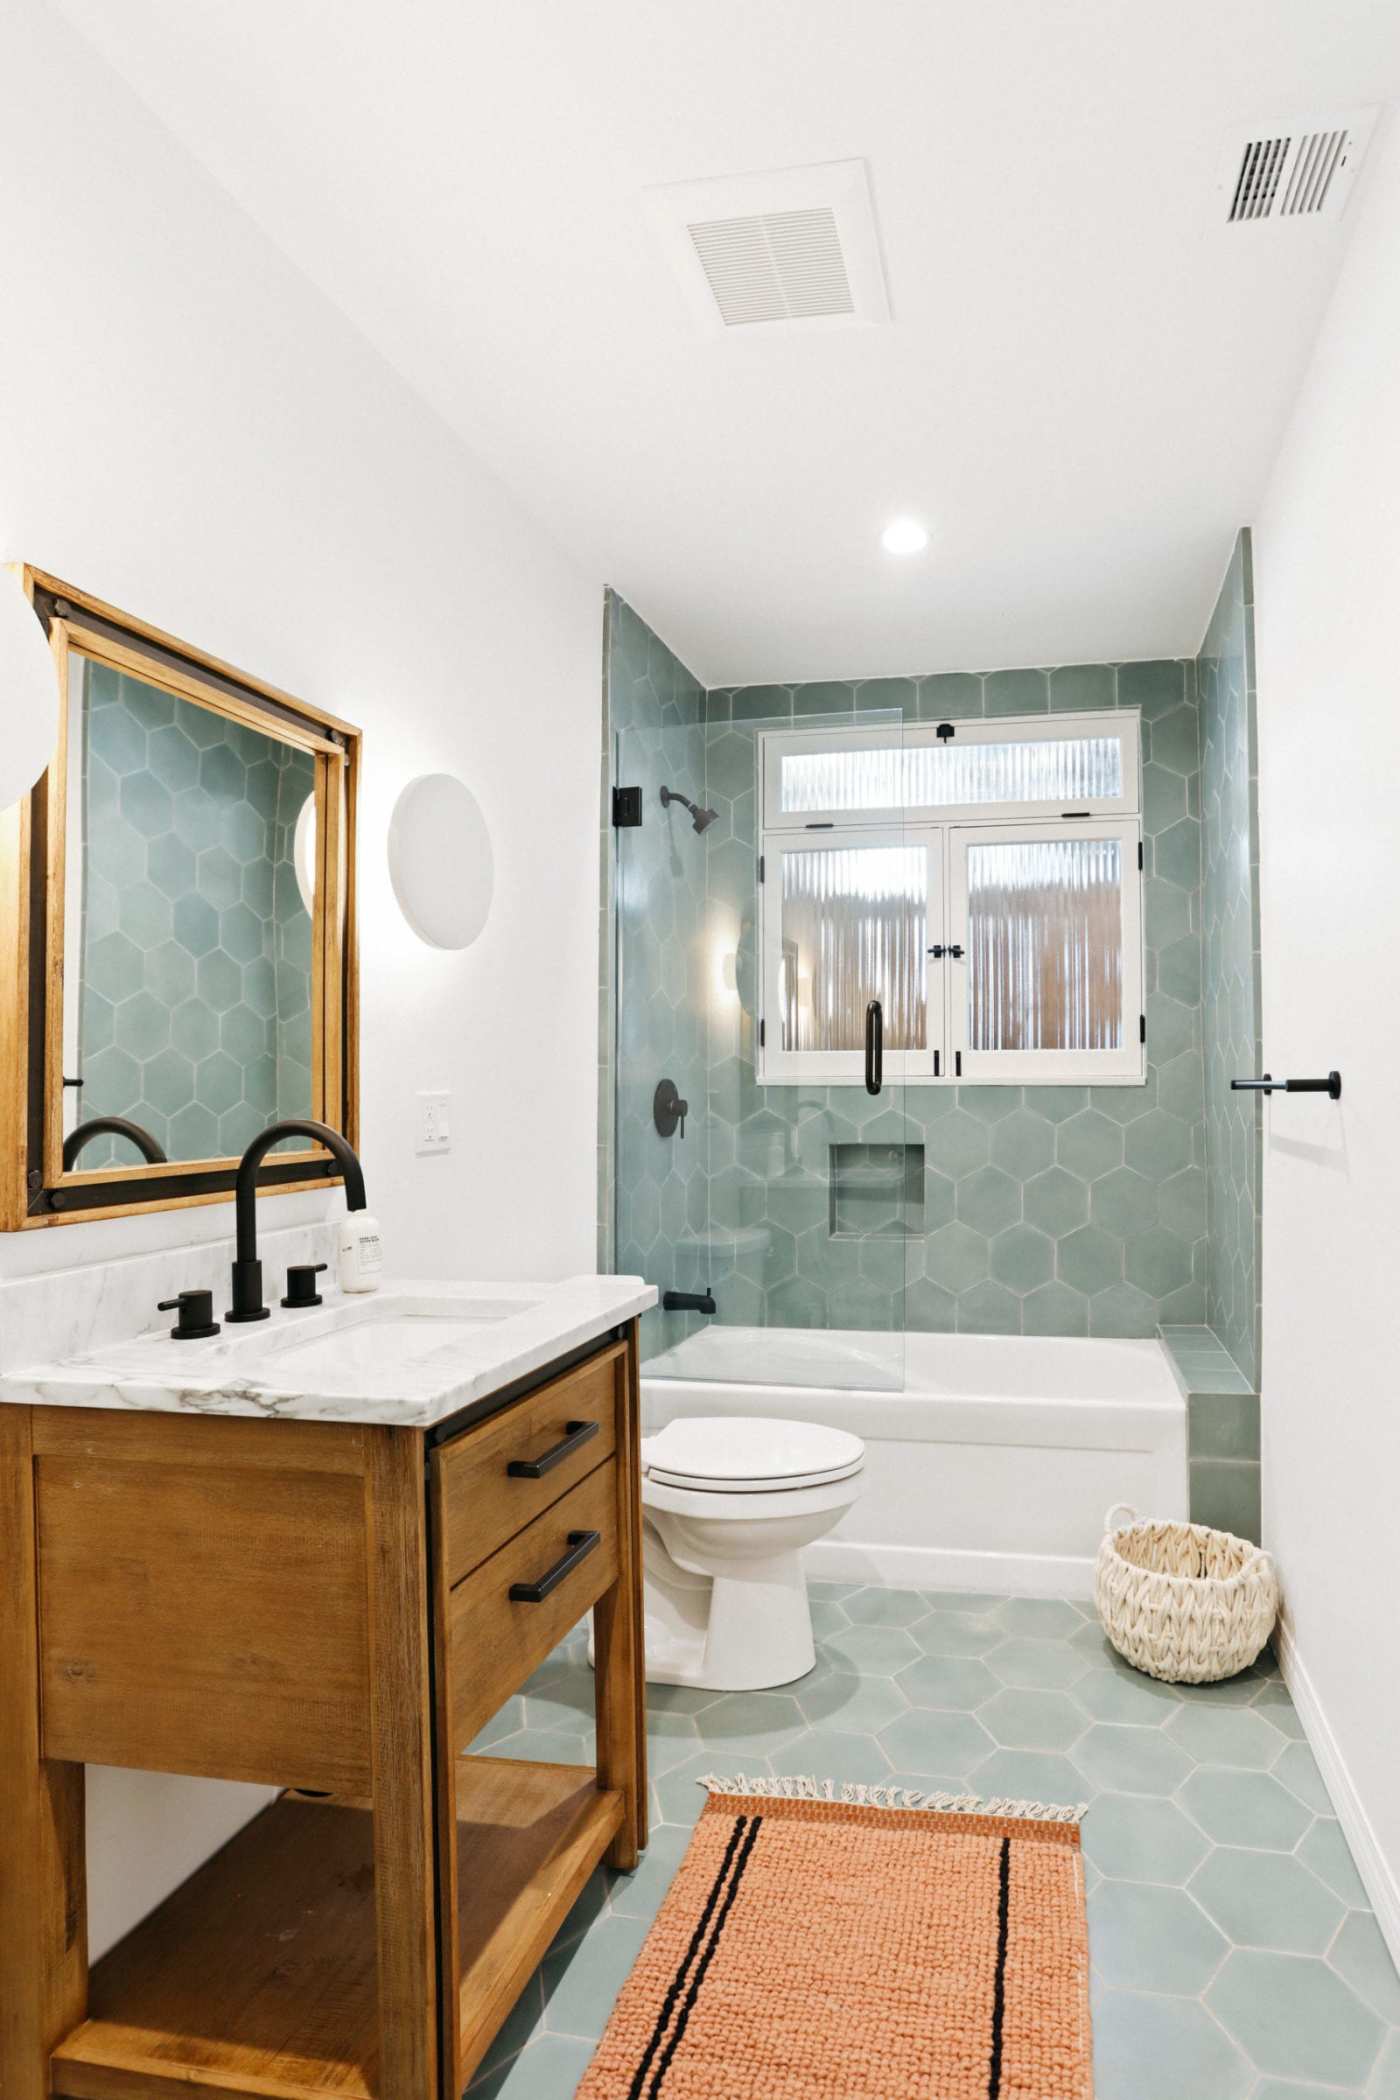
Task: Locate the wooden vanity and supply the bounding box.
[0,1322,646,2100]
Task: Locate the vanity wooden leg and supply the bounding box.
[364,1427,440,2100]
[595,1324,648,1871]
[625,1319,649,1854]
[0,1407,88,2100]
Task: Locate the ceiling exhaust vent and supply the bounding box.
[645,159,889,336]
[1224,110,1378,223]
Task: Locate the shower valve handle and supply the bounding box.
[653,1078,688,1138]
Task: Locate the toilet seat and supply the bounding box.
[643,1414,864,1494]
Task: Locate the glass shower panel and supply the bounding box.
[615,707,911,1393]
[965,833,1124,1052]
[611,712,711,1368]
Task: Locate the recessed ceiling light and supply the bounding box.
[881,517,929,556]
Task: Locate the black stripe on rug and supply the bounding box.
[648,1812,764,2098]
[626,1813,750,2100]
[987,1835,1012,2099]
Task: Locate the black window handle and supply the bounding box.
[509,1529,601,1603]
[865,998,883,1096]
[928,944,964,960]
[506,1419,600,1478]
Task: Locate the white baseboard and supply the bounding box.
[1274,1614,1400,1968]
[806,1538,1096,1600]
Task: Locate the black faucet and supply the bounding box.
[63,1115,167,1170]
[227,1118,367,1323]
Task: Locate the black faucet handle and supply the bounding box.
[157,1290,221,1341]
[281,1262,329,1310]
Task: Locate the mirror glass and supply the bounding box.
[63,653,316,1168]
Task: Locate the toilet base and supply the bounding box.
[639,1514,818,1692]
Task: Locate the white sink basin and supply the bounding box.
[245,1296,537,1395]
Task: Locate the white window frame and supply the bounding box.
[755,715,1146,1088]
[761,712,1141,830]
[947,818,1144,1084]
[760,828,942,1084]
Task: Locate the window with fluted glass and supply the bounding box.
[757,716,1143,1086]
[762,831,941,1082]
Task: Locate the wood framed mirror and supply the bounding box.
[0,569,360,1228]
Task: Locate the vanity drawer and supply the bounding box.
[442,1459,618,1754]
[433,1341,623,1586]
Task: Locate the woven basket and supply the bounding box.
[1095,1503,1278,1684]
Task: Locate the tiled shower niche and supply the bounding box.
[828,1144,925,1239]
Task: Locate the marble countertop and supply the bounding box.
[0,1274,657,1429]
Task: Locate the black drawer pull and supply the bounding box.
[506,1419,599,1479]
[509,1529,601,1604]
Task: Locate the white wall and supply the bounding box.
[1,2,602,1951]
[1,1,602,1287]
[1254,117,1400,1953]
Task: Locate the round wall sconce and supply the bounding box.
[0,569,58,812]
[388,772,494,950]
[293,792,317,914]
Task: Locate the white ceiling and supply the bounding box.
[56,1,1400,686]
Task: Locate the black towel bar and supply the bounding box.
[1231,1071,1342,1100]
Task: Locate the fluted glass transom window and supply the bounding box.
[777,735,1123,820]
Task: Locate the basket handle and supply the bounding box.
[1103,1502,1138,1535]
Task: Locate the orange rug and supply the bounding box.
[577,1778,1092,2100]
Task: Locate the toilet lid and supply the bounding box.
[643,1415,865,1493]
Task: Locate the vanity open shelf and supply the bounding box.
[53,1761,623,2100]
[1,1315,648,2100]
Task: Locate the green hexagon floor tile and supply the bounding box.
[465,1591,1400,2097]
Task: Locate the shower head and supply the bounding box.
[659,785,719,835]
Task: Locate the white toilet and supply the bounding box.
[637,1415,865,1692]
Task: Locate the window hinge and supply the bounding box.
[934,1050,941,1077]
[759,1018,766,1049]
[758,854,765,883]
[955,1050,963,1077]
[612,785,642,827]
[1138,840,1144,870]
[1140,1013,1147,1044]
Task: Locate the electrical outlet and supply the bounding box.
[416,1090,451,1155]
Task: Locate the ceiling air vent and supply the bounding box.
[1224,110,1378,223]
[688,208,852,326]
[645,159,889,336]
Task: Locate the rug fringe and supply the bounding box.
[697,1773,1087,1823]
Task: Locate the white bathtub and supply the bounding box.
[641,1327,1187,1598]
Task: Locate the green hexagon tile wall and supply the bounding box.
[602,585,1261,1529]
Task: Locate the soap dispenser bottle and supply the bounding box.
[336,1213,384,1293]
